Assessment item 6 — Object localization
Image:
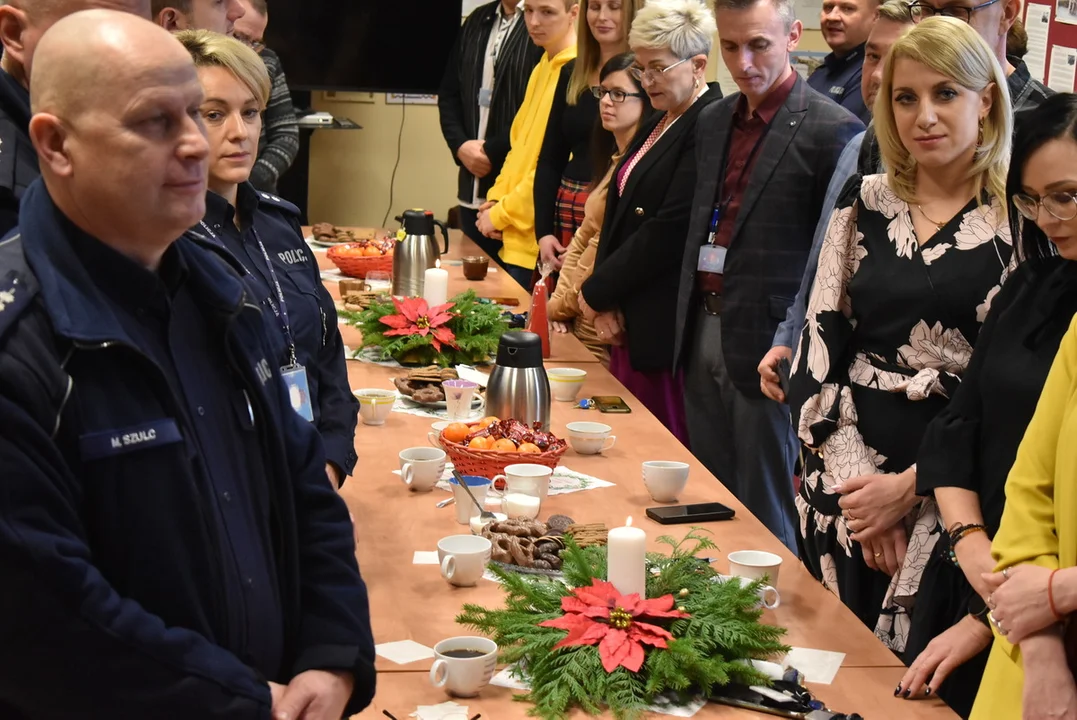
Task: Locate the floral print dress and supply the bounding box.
[788,174,1011,652]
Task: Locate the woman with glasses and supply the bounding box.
[535,0,641,275]
[177,31,359,489]
[576,0,721,444]
[548,52,655,361]
[788,18,1012,654]
[895,93,1077,719]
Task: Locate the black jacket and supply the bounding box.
[0,69,39,236]
[0,180,375,718]
[438,1,541,203]
[582,83,722,371]
[198,184,359,477]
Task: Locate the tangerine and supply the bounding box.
[362,245,383,257]
[517,442,541,454]
[477,416,500,429]
[492,438,517,452]
[443,422,471,444]
[468,436,494,450]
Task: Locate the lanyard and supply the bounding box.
[710,121,772,245]
[199,219,298,366]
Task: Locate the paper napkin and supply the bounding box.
[374,639,435,665]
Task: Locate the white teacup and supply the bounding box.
[547,367,587,402]
[398,447,446,492]
[727,550,783,585]
[642,460,689,503]
[428,420,451,448]
[566,421,617,455]
[491,463,552,517]
[718,574,781,609]
[437,534,493,587]
[355,388,395,426]
[429,636,498,697]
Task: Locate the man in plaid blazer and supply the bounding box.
[672,0,862,552]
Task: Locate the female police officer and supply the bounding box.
[177,30,358,487]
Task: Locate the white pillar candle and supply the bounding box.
[423,260,449,307]
[607,516,647,598]
[503,492,541,520]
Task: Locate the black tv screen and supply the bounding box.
[262,1,462,93]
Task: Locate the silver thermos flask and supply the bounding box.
[484,332,551,431]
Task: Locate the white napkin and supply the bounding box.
[412,551,440,565]
[410,701,469,720]
[374,639,436,665]
[784,647,845,685]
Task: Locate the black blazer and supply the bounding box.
[438,2,542,203]
[582,83,722,372]
[672,74,863,396]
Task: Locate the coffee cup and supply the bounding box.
[566,421,616,455]
[355,388,396,426]
[428,420,451,448]
[437,534,492,587]
[398,447,447,492]
[727,550,783,585]
[642,460,689,503]
[429,636,498,697]
[718,574,781,609]
[449,475,492,525]
[547,367,587,402]
[491,463,551,518]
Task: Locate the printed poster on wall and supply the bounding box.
[1057,0,1077,25]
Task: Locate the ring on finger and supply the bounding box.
[874,552,883,558]
[1002,567,1010,580]
[987,594,995,608]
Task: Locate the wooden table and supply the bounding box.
[312,228,955,718]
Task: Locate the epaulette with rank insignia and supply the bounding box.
[257,191,301,217]
[0,118,19,193]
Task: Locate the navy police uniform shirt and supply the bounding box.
[807,43,871,125]
[65,214,285,679]
[0,69,40,235]
[199,183,359,477]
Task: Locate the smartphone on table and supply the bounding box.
[592,395,631,413]
[646,502,736,524]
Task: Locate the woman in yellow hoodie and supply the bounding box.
[476,0,579,288]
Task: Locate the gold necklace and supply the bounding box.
[916,204,946,231]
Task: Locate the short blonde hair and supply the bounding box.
[875,0,912,23]
[874,16,1011,218]
[629,0,716,58]
[175,29,270,109]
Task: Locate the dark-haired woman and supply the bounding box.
[898,93,1077,718]
[548,52,655,361]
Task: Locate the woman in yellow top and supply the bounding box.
[973,167,1077,720]
[476,0,578,287]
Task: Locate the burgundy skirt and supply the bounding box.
[608,345,691,449]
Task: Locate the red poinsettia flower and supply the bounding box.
[379,296,458,351]
[538,579,690,673]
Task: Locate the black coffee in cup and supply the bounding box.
[441,648,487,659]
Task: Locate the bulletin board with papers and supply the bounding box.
[1023,0,1077,92]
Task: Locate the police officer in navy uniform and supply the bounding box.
[178,29,358,487]
[0,11,374,718]
[0,0,151,234]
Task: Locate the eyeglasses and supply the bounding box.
[907,0,1000,23]
[590,86,644,103]
[628,57,689,84]
[1012,191,1077,221]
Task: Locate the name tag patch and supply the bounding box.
[79,419,182,461]
[829,85,846,97]
[278,247,309,266]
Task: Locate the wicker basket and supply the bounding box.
[440,427,566,479]
[327,243,394,279]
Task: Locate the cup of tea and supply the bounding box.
[727,550,783,585]
[398,447,447,492]
[355,388,396,426]
[449,475,492,525]
[642,460,689,503]
[547,367,587,402]
[717,574,781,609]
[566,421,616,455]
[437,534,492,587]
[428,420,451,448]
[429,636,498,697]
[462,256,490,281]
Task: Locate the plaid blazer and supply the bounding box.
[672,74,863,397]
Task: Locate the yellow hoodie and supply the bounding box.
[487,44,577,270]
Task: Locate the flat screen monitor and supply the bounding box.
[262,1,463,93]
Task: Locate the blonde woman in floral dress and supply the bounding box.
[787,17,1013,653]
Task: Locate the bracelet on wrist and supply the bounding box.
[947,523,987,567]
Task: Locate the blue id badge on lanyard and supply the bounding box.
[281,363,314,422]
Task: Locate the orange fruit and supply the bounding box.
[492,438,517,452]
[362,245,383,257]
[443,422,471,444]
[477,416,500,429]
[517,442,541,454]
[468,436,494,450]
